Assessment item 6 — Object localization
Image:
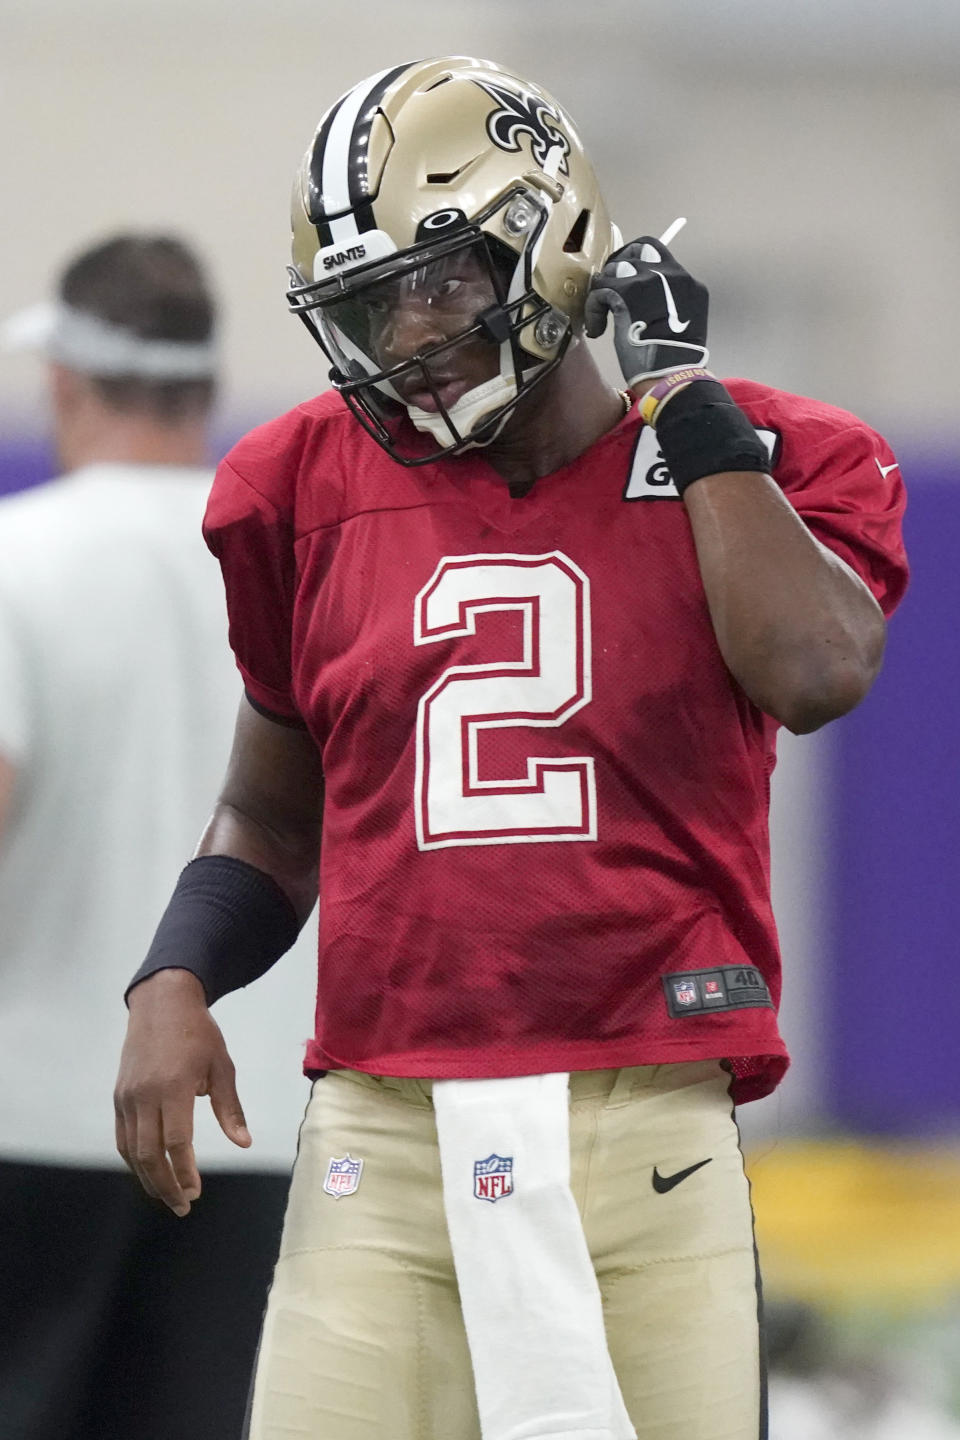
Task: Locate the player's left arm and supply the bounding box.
[678,468,886,733]
[587,238,891,734]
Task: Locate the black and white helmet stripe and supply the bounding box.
[307,63,413,249]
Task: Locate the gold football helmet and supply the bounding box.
[287,56,618,464]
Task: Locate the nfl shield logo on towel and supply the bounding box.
[323,1154,363,1199]
[473,1153,514,1203]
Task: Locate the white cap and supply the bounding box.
[0,300,217,380]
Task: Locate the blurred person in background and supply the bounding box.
[0,234,312,1440]
[765,1300,960,1440]
[114,59,907,1440]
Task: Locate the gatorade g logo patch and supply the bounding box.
[663,966,773,1018]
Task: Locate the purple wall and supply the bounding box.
[0,436,55,498]
[830,454,960,1132]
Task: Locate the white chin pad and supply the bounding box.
[406,372,518,447]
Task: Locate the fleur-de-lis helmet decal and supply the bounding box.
[475,79,571,175]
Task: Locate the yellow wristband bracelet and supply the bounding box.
[638,366,716,428]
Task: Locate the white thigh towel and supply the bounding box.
[432,1072,636,1440]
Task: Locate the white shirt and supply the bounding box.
[0,463,316,1168]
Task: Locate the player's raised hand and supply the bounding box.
[584,236,709,387]
[114,968,250,1216]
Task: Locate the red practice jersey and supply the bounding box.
[204,380,907,1102]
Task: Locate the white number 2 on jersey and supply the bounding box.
[414,552,596,850]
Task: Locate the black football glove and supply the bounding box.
[584,237,709,386]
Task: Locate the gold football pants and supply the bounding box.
[244,1061,765,1440]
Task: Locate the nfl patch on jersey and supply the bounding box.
[323,1153,364,1198]
[473,1153,514,1202]
[663,965,773,1018]
[673,979,699,1007]
[623,424,780,500]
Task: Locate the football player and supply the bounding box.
[114,57,908,1440]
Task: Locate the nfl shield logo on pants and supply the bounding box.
[323,1154,363,1199]
[473,1153,514,1203]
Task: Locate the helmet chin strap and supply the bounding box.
[405,370,519,449]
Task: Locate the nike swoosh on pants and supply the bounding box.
[651,1158,713,1193]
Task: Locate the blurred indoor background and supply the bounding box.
[2,1,958,1432]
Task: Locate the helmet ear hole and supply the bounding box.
[563,209,590,254]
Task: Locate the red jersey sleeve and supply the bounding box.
[780,423,908,616]
[203,452,300,721]
[732,381,909,617]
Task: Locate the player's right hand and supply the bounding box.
[584,236,710,386]
[114,968,251,1216]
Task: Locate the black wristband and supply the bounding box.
[654,378,771,496]
[125,855,302,1007]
